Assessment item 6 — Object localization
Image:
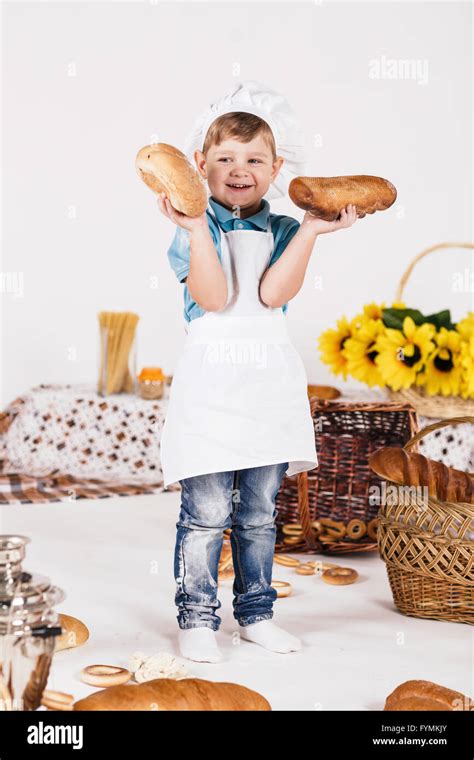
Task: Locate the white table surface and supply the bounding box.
[1,492,472,711]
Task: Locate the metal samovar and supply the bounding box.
[0,535,64,710]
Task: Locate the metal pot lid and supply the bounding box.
[0,535,65,619]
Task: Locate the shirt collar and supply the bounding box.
[208,195,270,230]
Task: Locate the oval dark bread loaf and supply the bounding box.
[136,143,208,217]
[73,677,271,711]
[384,679,471,711]
[368,446,474,504]
[289,175,397,221]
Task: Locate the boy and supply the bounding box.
[159,84,357,662]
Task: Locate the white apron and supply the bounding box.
[160,203,318,487]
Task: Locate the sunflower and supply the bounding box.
[318,316,353,379]
[456,312,474,340]
[414,328,463,396]
[460,335,474,398]
[343,319,385,386]
[350,303,383,331]
[374,316,436,390]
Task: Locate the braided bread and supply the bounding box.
[368,447,474,504]
[289,175,397,221]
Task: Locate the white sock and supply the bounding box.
[238,620,302,653]
[178,627,224,663]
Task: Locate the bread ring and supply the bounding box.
[282,522,303,536]
[283,536,305,546]
[295,563,316,575]
[273,554,301,567]
[322,567,358,585]
[368,518,379,541]
[319,518,346,540]
[271,580,292,597]
[318,532,336,543]
[80,665,131,688]
[346,519,367,539]
[41,689,74,711]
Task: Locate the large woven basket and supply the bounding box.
[387,241,474,418]
[274,398,418,555]
[377,416,474,625]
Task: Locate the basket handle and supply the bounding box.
[403,415,474,450]
[403,416,474,478]
[395,242,474,302]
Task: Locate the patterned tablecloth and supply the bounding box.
[0,384,472,504]
[0,383,169,487]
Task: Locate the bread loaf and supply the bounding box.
[384,679,470,711]
[289,175,397,221]
[136,143,208,217]
[73,677,271,711]
[55,614,89,652]
[368,446,474,504]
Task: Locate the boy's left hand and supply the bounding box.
[303,204,358,235]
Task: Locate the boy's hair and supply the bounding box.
[202,112,277,160]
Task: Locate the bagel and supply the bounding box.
[322,567,358,585]
[80,665,132,688]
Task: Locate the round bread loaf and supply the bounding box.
[289,175,397,221]
[55,614,90,651]
[73,677,271,711]
[136,143,208,217]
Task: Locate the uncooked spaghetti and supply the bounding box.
[98,311,139,395]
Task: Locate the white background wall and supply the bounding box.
[1,0,472,407]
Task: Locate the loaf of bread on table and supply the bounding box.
[135,143,208,217]
[368,446,474,504]
[385,680,470,711]
[73,677,271,711]
[289,175,396,221]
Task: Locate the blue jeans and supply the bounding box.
[174,462,288,631]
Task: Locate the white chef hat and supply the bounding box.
[182,80,307,202]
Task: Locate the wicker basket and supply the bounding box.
[377,416,474,625]
[387,241,474,418]
[274,398,418,555]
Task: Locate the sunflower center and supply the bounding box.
[366,342,378,363]
[434,349,453,373]
[400,343,421,367]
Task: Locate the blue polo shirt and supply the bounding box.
[166,195,300,323]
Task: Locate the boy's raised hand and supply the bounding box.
[157,192,207,232]
[303,204,358,235]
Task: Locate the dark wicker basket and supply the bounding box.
[275,398,419,555]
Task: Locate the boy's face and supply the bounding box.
[194,134,284,215]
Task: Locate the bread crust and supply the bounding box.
[368,446,474,504]
[136,143,208,217]
[73,677,271,711]
[289,175,397,221]
[384,679,469,711]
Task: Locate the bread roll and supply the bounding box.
[136,143,208,217]
[384,680,470,711]
[55,614,89,652]
[368,447,474,504]
[289,175,397,221]
[307,384,341,400]
[73,677,271,711]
